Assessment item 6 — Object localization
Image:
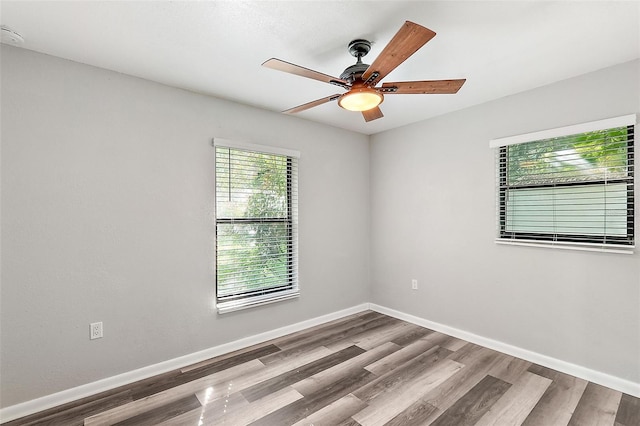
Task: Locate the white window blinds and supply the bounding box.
[490,115,635,253]
[214,140,299,313]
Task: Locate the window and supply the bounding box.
[491,115,635,252]
[214,140,299,313]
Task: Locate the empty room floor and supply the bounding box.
[3,311,639,425]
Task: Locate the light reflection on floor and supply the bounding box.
[197,381,235,425]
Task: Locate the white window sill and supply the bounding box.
[495,239,635,255]
[217,290,300,314]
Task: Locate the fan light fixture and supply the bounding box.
[338,87,383,112]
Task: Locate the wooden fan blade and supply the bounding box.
[381,79,466,94]
[362,21,436,85]
[362,106,384,122]
[263,58,349,87]
[283,94,342,114]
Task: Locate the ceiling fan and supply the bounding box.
[262,21,466,122]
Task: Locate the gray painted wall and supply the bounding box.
[0,45,371,407]
[370,59,640,383]
[2,43,638,409]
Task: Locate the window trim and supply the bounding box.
[213,139,300,314]
[489,114,636,148]
[490,115,636,254]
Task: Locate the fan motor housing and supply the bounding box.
[340,62,369,82]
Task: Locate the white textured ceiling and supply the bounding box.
[1,1,639,135]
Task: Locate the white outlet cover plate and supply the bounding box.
[90,322,103,340]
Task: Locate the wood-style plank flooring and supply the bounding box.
[3,311,639,425]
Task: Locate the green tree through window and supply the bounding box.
[215,145,298,312]
[498,125,634,245]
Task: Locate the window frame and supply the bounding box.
[213,139,300,313]
[491,115,636,253]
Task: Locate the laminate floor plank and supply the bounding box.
[153,407,203,426]
[475,371,552,426]
[437,335,469,352]
[382,396,440,426]
[266,311,383,350]
[310,316,406,353]
[325,320,416,352]
[429,375,511,426]
[0,389,133,426]
[84,359,265,426]
[161,386,302,426]
[199,386,250,413]
[112,394,201,426]
[355,346,453,403]
[210,387,303,426]
[258,319,377,366]
[257,343,325,368]
[155,390,249,425]
[568,382,622,426]
[486,354,532,385]
[337,419,363,426]
[356,323,427,351]
[292,342,400,397]
[128,344,282,401]
[365,337,452,377]
[180,343,281,373]
[615,393,640,426]
[418,349,509,425]
[446,342,490,364]
[418,331,468,354]
[521,365,589,426]
[291,393,367,426]
[390,326,434,347]
[352,359,464,426]
[3,311,638,426]
[249,368,376,426]
[241,345,365,402]
[191,345,334,405]
[401,330,465,355]
[272,313,397,352]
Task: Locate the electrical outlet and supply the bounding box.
[90,322,103,340]
[411,279,418,290]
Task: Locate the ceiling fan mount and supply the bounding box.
[262,21,466,122]
[347,39,372,59]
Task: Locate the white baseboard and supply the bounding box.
[369,303,640,398]
[0,303,370,423]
